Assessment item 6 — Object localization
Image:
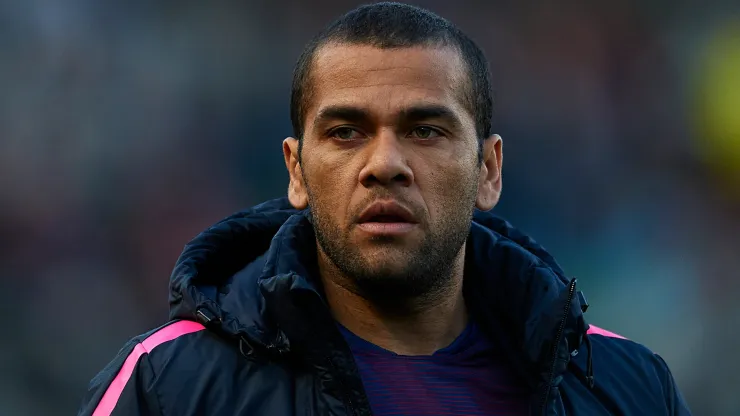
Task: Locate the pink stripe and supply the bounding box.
[587,325,627,339]
[92,320,205,416]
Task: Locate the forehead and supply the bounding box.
[306,44,469,122]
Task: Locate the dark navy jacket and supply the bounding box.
[79,198,691,415]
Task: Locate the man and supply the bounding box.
[79,3,690,415]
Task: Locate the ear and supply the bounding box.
[283,137,309,210]
[475,134,503,211]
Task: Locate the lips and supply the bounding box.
[357,201,417,224]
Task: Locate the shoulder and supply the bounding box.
[130,320,247,379]
[137,321,296,415]
[80,320,210,415]
[82,320,283,416]
[585,324,666,375]
[87,320,207,389]
[573,325,687,413]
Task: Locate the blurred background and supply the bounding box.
[1,0,739,414]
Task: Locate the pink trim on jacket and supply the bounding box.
[91,320,205,416]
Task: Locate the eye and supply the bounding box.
[410,126,443,139]
[329,127,362,140]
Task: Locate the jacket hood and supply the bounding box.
[169,197,589,386]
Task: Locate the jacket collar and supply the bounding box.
[168,197,589,386]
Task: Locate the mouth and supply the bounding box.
[356,201,418,236]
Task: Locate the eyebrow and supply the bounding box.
[398,104,462,129]
[313,104,462,129]
[314,106,370,127]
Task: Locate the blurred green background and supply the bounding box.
[1,1,739,414]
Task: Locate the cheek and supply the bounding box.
[312,157,357,197]
[304,155,358,222]
[416,159,478,220]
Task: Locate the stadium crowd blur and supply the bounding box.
[1,1,738,414]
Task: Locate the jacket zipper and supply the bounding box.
[326,355,358,416]
[539,278,577,414]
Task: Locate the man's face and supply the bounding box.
[284,44,501,300]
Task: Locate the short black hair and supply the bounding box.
[290,2,493,153]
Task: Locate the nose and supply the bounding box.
[358,130,414,188]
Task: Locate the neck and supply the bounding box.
[320,246,469,356]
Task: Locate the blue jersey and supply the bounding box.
[340,321,529,415]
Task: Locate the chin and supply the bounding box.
[359,251,413,272]
[351,259,436,295]
[360,265,412,282]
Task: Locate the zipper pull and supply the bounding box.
[577,290,589,313]
[196,307,218,326]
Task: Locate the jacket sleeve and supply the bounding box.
[655,354,692,415]
[77,338,163,416]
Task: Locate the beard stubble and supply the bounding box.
[307,182,478,311]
